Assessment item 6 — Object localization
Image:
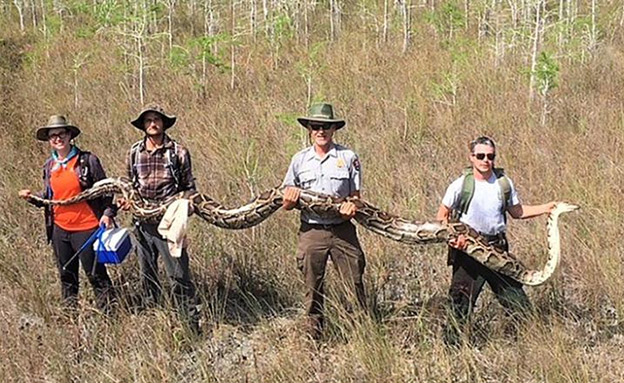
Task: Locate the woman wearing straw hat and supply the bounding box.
[282,103,367,340]
[19,115,116,313]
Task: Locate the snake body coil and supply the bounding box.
[28,177,578,286]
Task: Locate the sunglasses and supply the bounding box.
[308,124,333,131]
[48,131,69,141]
[473,153,496,161]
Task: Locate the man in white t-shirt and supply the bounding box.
[436,136,556,343]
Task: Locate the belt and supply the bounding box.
[301,221,348,231]
[479,231,507,245]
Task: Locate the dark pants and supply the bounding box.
[296,220,367,338]
[445,235,531,342]
[134,222,200,327]
[52,224,114,310]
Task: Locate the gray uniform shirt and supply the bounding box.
[283,143,362,225]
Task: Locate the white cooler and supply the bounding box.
[93,227,133,264]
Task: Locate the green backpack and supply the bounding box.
[454,167,512,221]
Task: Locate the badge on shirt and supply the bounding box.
[336,159,345,168]
[353,158,361,171]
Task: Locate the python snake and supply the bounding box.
[27,177,578,286]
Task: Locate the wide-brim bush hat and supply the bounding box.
[131,104,177,130]
[36,115,81,141]
[297,103,346,130]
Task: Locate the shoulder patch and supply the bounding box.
[353,157,361,171]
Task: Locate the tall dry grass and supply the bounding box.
[1,1,623,382]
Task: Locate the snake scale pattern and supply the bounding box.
[28,177,578,286]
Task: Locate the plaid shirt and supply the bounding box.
[127,134,196,202]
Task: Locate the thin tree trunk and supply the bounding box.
[124,4,129,79]
[250,0,257,41]
[39,0,46,38]
[505,0,518,50]
[167,0,175,52]
[402,0,410,53]
[30,0,37,32]
[307,74,312,109]
[558,0,565,50]
[382,0,388,43]
[138,0,147,104]
[205,0,215,37]
[13,0,24,31]
[230,0,235,90]
[138,35,145,105]
[494,4,502,65]
[58,1,64,32]
[541,86,549,127]
[329,0,335,41]
[201,0,214,99]
[72,53,89,108]
[522,0,530,29]
[303,0,309,48]
[151,0,157,34]
[189,0,195,35]
[589,0,596,51]
[528,0,543,101]
[334,0,341,39]
[262,0,268,37]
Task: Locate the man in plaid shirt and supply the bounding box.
[120,104,201,334]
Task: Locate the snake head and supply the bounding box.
[553,202,580,215]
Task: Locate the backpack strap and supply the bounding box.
[77,150,93,189]
[457,167,511,218]
[458,167,474,216]
[165,141,181,191]
[493,168,511,215]
[130,140,143,189]
[42,157,54,198]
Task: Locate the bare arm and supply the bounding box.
[507,202,556,220]
[436,204,452,223]
[436,203,467,250]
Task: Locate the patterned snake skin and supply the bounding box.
[27,177,578,286]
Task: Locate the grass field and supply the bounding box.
[1,1,623,382]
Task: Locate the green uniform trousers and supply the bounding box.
[296,220,366,337]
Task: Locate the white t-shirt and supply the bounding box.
[442,172,520,235]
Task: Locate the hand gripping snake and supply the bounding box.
[27,177,578,286]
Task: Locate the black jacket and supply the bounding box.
[30,149,115,242]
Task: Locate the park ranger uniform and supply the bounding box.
[283,142,366,338]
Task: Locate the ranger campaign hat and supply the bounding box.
[297,103,346,130]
